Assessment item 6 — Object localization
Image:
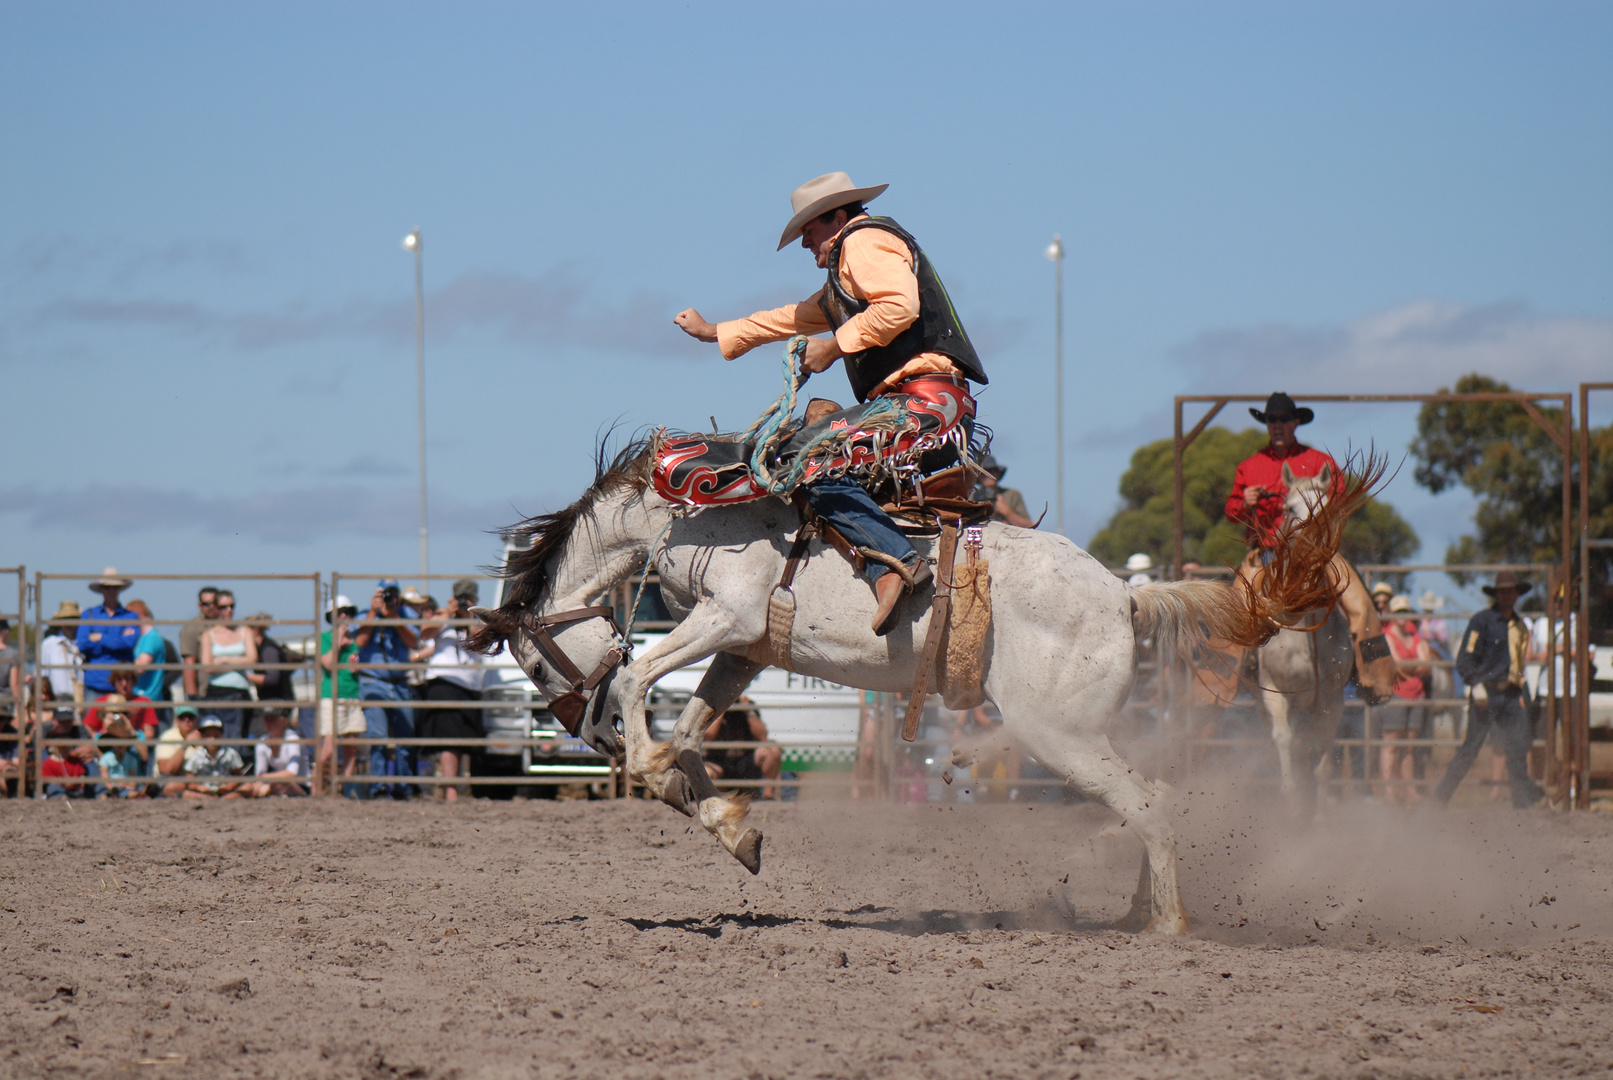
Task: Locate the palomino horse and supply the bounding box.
[471,440,1361,934]
[1256,462,1366,813]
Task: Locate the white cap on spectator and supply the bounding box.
[326,594,356,622]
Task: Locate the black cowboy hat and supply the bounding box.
[975,453,1007,479]
[1481,570,1533,597]
[1249,392,1314,426]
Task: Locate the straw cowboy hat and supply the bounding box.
[88,567,132,591]
[776,172,889,251]
[1388,595,1414,614]
[1370,580,1394,598]
[51,600,81,620]
[1249,391,1315,426]
[1482,570,1533,597]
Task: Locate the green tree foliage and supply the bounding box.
[1088,426,1419,571]
[1411,373,1611,625]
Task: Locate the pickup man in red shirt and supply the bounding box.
[1228,392,1395,703]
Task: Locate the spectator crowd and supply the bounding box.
[1,569,495,801]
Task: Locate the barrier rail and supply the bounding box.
[6,558,1595,809]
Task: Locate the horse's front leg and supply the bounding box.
[610,603,768,872]
[1261,678,1296,794]
[670,651,767,757]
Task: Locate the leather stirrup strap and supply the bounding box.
[903,521,958,741]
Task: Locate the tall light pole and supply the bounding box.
[402,228,428,589]
[1044,234,1065,536]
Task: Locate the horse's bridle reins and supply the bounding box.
[520,605,628,737]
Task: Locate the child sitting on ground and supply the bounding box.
[163,716,249,799]
[244,709,307,797]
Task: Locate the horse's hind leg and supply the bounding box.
[1029,730,1190,935]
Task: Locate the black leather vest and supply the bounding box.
[817,217,988,402]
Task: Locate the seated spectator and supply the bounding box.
[77,568,141,700]
[164,716,248,799]
[156,705,201,783]
[40,705,100,799]
[126,600,169,705]
[415,581,486,802]
[316,596,366,795]
[242,709,307,797]
[84,666,160,738]
[40,601,84,702]
[200,590,257,744]
[702,696,782,798]
[94,711,149,798]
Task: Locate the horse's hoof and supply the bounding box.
[733,828,763,875]
[659,771,696,817]
[1140,913,1193,936]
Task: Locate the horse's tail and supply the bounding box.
[1132,580,1270,658]
[1132,448,1387,659]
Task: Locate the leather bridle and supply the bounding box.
[520,605,628,737]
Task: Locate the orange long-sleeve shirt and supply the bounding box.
[715,216,960,397]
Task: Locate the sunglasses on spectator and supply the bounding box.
[216,601,235,609]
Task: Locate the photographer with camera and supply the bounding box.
[415,578,487,801]
[353,579,419,799]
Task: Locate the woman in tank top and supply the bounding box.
[199,590,257,748]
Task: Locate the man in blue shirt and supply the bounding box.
[1434,571,1541,809]
[75,568,140,696]
[354,579,420,798]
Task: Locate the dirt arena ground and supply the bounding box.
[2,790,1610,1080]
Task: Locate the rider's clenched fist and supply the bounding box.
[673,308,718,343]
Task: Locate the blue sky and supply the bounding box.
[3,1,1610,620]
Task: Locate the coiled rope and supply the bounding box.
[741,336,906,498]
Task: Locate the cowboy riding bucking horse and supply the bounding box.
[674,171,988,637]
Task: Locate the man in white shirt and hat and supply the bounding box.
[675,172,989,637]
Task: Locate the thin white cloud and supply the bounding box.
[1173,299,1613,393]
[0,483,546,545]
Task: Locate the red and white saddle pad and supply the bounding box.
[652,376,977,508]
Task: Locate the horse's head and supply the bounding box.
[466,437,664,759]
[1281,462,1332,526]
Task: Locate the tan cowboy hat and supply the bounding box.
[1482,570,1532,597]
[1370,581,1394,598]
[89,567,132,590]
[776,172,888,251]
[51,600,81,620]
[1388,595,1413,613]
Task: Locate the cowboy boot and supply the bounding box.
[1333,553,1395,704]
[872,562,933,636]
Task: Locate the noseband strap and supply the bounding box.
[522,605,628,737]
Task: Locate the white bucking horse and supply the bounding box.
[470,438,1362,934]
[1256,462,1357,814]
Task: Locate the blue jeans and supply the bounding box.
[803,476,916,584]
[358,677,415,798]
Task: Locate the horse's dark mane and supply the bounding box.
[466,435,658,653]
